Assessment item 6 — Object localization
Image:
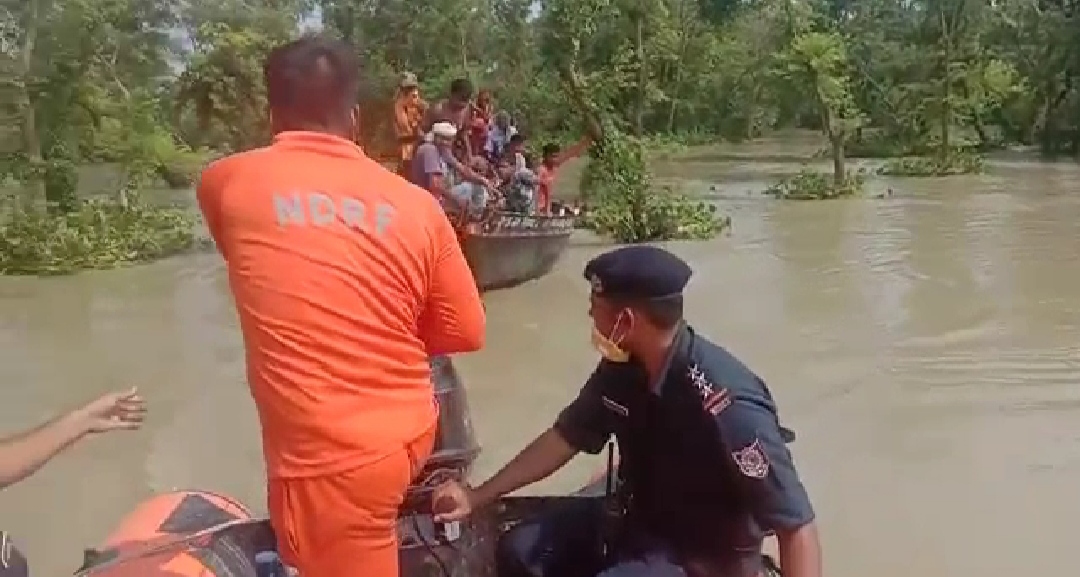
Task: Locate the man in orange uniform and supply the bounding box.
[195,37,486,577]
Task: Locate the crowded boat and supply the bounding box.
[391,72,592,218]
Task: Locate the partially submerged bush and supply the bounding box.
[764,168,864,200]
[0,193,196,275]
[878,152,983,177]
[582,187,731,242]
[580,129,729,243]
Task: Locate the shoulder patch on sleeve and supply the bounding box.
[732,439,770,479]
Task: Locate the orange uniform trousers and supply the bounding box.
[268,426,436,577]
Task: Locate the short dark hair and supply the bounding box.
[541,143,560,157]
[509,133,526,145]
[615,295,684,330]
[265,36,360,129]
[450,78,474,100]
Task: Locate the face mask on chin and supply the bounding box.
[591,312,631,363]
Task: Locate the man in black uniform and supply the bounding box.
[431,246,822,577]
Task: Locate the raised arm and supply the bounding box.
[416,211,486,355]
[555,136,593,168]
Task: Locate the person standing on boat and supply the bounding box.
[469,89,495,157]
[431,245,822,577]
[537,136,592,215]
[0,388,145,577]
[422,78,477,161]
[196,36,486,577]
[393,71,427,176]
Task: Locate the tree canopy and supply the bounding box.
[3,0,1077,197]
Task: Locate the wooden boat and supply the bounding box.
[459,211,576,292]
[373,153,574,293]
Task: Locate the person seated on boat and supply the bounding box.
[431,246,822,577]
[537,135,592,215]
[502,132,530,172]
[412,121,495,217]
[485,111,518,162]
[0,388,145,577]
[500,167,539,214]
[393,71,427,176]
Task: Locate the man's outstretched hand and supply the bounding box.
[72,387,146,434]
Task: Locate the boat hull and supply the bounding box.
[462,212,576,292]
[76,489,782,577]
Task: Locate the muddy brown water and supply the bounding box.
[2,140,1079,577]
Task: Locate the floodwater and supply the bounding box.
[2,138,1080,577]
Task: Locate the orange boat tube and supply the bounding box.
[80,491,258,577]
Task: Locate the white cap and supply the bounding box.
[431,122,457,139]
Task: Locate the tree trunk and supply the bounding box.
[831,134,846,187]
[666,3,691,133]
[15,0,45,212]
[938,5,952,157]
[633,10,645,137]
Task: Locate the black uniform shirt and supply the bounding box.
[554,324,814,568]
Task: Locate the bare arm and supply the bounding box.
[777,523,822,577]
[416,213,486,355]
[554,136,593,168]
[473,366,616,507]
[0,412,89,489]
[196,161,228,259]
[445,154,493,188]
[461,107,475,161]
[471,428,578,508]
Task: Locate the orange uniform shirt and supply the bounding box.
[197,132,486,479]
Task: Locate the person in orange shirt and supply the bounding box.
[536,135,592,215]
[393,71,426,176]
[195,36,486,577]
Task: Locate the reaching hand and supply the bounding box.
[431,480,475,523]
[72,387,146,434]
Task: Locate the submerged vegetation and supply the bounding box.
[0,196,195,276]
[2,0,1078,267]
[764,169,865,200]
[581,129,729,242]
[878,152,985,177]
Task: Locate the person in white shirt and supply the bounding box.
[485,111,518,160]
